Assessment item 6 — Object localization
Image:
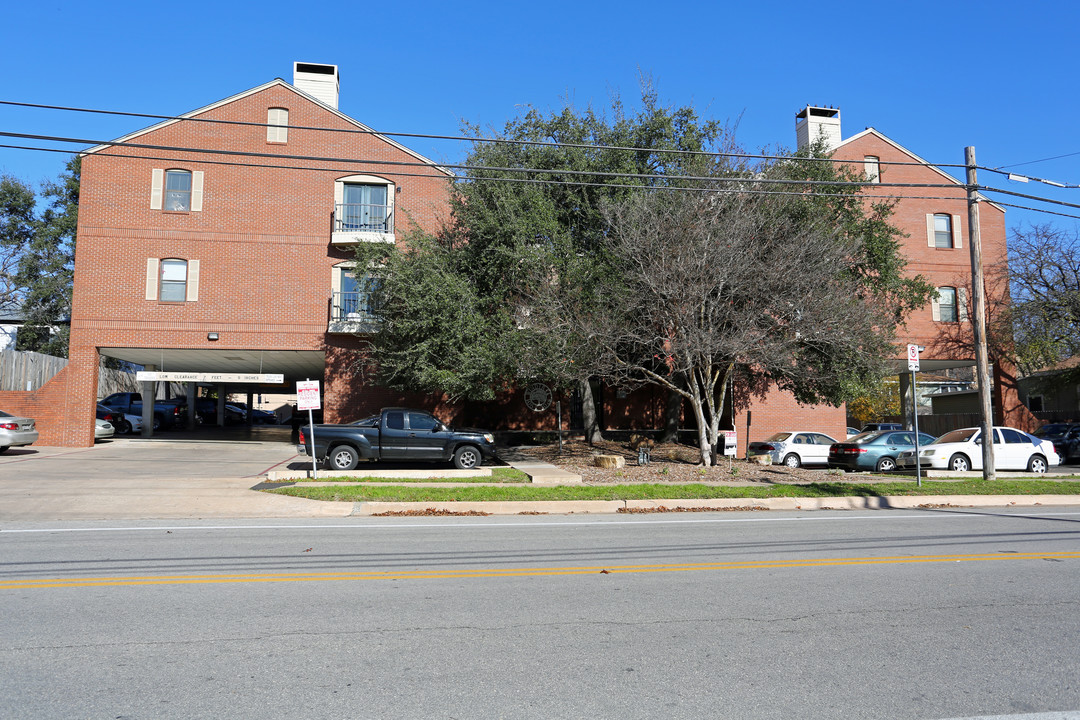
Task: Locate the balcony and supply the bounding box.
[331,203,394,245]
[328,291,378,334]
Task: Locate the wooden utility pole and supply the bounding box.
[965,146,995,480]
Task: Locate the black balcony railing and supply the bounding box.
[334,203,393,233]
[331,291,379,323]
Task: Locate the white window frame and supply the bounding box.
[267,107,289,143]
[146,258,200,302]
[863,155,880,183]
[332,174,395,245]
[931,286,966,323]
[926,213,963,249]
[151,168,204,211]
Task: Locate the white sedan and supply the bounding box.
[748,431,839,468]
[910,426,1059,473]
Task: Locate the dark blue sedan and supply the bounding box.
[828,430,938,472]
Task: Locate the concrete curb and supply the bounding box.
[348,494,1080,516]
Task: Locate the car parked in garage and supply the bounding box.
[905,426,1059,473]
[96,403,142,435]
[0,409,39,453]
[828,430,937,472]
[748,431,839,468]
[94,418,115,441]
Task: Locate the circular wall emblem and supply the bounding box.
[523,382,552,412]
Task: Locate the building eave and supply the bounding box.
[836,128,1004,213]
[80,78,455,178]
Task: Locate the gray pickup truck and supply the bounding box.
[298,407,498,471]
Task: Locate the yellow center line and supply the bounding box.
[2,551,1077,590]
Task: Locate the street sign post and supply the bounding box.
[907,345,923,486]
[296,379,321,478]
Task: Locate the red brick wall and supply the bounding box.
[60,81,454,447]
[0,364,83,446]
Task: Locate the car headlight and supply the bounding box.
[483,433,495,444]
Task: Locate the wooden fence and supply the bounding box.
[0,348,140,397]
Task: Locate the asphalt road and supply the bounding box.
[2,509,1078,719]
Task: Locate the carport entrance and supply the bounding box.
[98,347,326,442]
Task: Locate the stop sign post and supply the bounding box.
[296,379,321,478]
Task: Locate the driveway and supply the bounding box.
[0,435,352,521]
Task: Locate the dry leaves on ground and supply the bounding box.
[524,439,832,484]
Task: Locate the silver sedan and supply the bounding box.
[0,410,39,453]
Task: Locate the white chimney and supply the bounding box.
[293,62,339,109]
[795,106,841,152]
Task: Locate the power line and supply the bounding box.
[0,99,973,171]
[0,142,977,202]
[993,150,1080,172]
[988,200,1080,221]
[0,130,974,192]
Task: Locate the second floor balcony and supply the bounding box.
[328,291,379,334]
[332,203,394,245]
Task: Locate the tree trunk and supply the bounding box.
[658,385,682,443]
[580,378,603,444]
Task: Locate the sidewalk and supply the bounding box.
[3,439,1079,521]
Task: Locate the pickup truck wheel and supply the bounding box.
[453,445,482,470]
[151,415,162,431]
[326,445,360,471]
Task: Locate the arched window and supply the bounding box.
[863,156,880,183]
[934,286,957,322]
[933,214,953,248]
[165,170,192,211]
[160,259,188,301]
[267,108,289,143]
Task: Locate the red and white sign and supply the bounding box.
[296,380,321,411]
[907,344,920,372]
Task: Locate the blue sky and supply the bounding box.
[2,0,1077,233]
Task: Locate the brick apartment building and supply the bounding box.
[791,106,1027,435]
[0,75,1027,449]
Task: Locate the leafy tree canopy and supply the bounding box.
[0,156,78,356]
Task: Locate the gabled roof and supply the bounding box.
[82,78,455,177]
[836,127,1003,212]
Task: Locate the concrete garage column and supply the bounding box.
[216,386,226,427]
[186,383,197,430]
[899,372,914,431]
[141,364,156,438]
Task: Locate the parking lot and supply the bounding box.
[0,430,354,521]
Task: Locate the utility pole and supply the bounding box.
[965,146,995,481]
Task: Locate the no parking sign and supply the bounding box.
[907,344,920,372]
[297,380,321,411]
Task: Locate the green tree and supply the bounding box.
[0,174,38,307]
[0,157,78,356]
[15,156,79,356]
[524,145,934,464]
[355,86,727,439]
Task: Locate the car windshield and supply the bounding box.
[351,415,379,427]
[850,432,887,444]
[1034,424,1070,437]
[0,410,12,418]
[764,433,792,442]
[935,428,979,444]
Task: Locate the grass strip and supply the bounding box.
[266,479,1080,503]
[293,467,529,484]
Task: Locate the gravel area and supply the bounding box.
[522,439,853,485]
